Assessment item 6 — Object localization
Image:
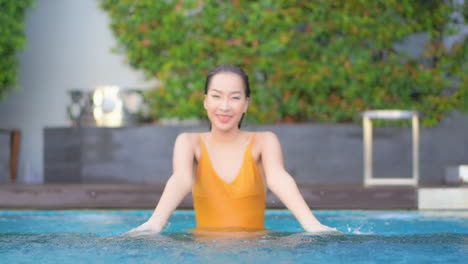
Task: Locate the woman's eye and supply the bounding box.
[232,97,241,100]
[211,95,220,98]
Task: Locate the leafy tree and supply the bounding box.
[101,0,468,126]
[0,0,33,101]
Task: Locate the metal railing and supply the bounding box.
[361,110,419,186]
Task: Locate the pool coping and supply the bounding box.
[1,184,466,210]
[0,183,425,210]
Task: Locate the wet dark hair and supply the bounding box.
[204,65,250,128]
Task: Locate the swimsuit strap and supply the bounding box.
[198,133,205,148]
[247,132,256,149]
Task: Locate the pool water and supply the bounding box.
[0,210,466,263]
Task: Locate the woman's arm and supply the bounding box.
[125,133,195,234]
[261,132,337,233]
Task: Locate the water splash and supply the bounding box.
[346,225,374,235]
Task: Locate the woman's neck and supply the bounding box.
[209,128,243,145]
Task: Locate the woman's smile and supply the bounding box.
[216,114,233,123]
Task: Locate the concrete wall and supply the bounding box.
[0,0,156,183]
[44,114,468,185]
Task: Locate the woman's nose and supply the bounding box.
[219,98,230,110]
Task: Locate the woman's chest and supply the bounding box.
[194,144,263,183]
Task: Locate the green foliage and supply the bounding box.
[0,0,33,101]
[101,0,468,126]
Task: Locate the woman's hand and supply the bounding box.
[303,223,340,234]
[124,220,163,236]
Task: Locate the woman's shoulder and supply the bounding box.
[173,133,204,157]
[176,132,204,143]
[253,131,278,139]
[249,131,281,157]
[251,131,280,145]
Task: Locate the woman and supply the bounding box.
[127,65,337,235]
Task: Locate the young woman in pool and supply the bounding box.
[127,65,337,234]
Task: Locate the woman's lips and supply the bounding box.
[216,114,232,123]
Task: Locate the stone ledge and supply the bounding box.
[418,187,468,209]
[0,184,418,210]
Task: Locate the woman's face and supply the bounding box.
[204,72,249,132]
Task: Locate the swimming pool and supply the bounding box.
[0,210,466,263]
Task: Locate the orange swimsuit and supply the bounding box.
[193,133,266,230]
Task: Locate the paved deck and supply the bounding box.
[0,184,420,209]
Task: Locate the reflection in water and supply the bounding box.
[190,227,271,242]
